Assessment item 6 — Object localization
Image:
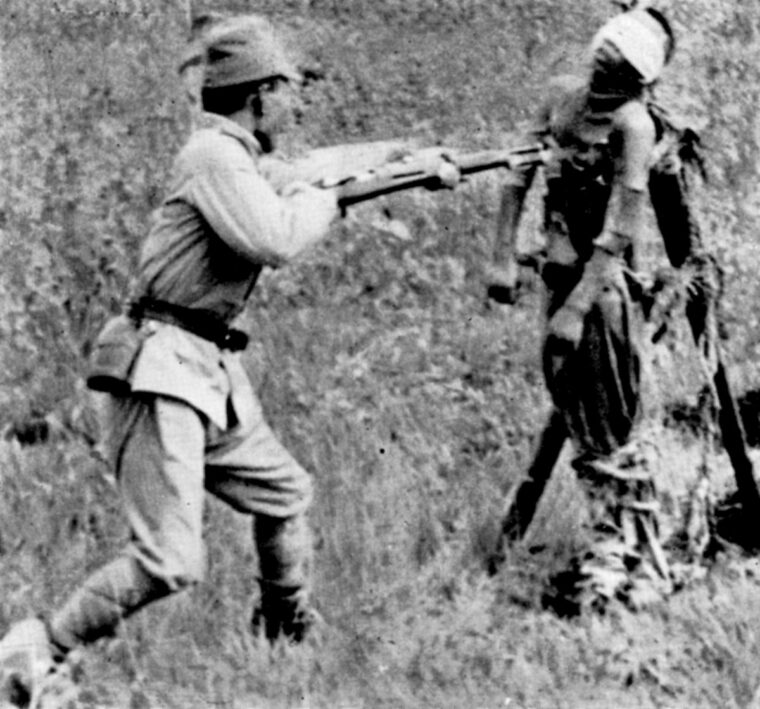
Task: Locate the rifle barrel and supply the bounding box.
[460,146,547,174]
[335,145,546,207]
[337,173,435,207]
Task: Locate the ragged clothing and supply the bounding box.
[139,111,336,321]
[92,112,338,429]
[518,76,656,455]
[509,75,703,455]
[492,73,709,611]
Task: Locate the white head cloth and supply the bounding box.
[591,9,668,84]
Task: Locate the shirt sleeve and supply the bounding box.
[182,132,339,267]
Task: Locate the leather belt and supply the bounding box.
[129,297,249,352]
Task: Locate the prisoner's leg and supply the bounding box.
[489,408,567,574]
[569,451,672,614]
[502,408,567,542]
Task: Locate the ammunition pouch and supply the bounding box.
[86,314,144,394]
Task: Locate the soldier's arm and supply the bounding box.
[184,133,340,268]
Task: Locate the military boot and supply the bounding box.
[0,618,65,708]
[250,580,321,645]
[253,513,316,645]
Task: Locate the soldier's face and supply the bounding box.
[251,77,295,152]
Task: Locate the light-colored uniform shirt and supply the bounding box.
[129,112,338,429]
[139,111,337,320]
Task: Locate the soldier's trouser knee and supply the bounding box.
[109,376,313,589]
[116,395,209,589]
[52,380,316,650]
[47,395,209,652]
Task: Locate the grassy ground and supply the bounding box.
[4,268,760,708]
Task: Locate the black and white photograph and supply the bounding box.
[1,1,760,707]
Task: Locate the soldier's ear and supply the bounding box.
[247,90,263,118]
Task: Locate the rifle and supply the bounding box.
[323,144,551,208]
[262,139,549,207]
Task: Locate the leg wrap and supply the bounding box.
[252,514,314,642]
[566,445,673,612]
[48,555,172,650]
[254,514,312,589]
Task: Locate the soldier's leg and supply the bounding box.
[251,514,314,643]
[47,395,208,653]
[205,380,315,643]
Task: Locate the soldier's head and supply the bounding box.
[196,15,299,152]
[589,8,674,95]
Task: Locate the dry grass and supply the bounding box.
[4,295,760,708]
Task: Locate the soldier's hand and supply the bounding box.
[485,261,520,304]
[436,155,461,189]
[424,153,460,191]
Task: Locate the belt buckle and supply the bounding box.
[221,328,249,352]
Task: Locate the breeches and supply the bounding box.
[105,392,313,590]
[543,274,641,458]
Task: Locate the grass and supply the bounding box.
[4,2,760,707]
[4,260,760,707]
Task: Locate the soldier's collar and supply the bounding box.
[197,112,263,155]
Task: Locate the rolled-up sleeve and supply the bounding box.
[183,133,339,267]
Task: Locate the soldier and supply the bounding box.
[0,15,342,702]
[487,7,709,609]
